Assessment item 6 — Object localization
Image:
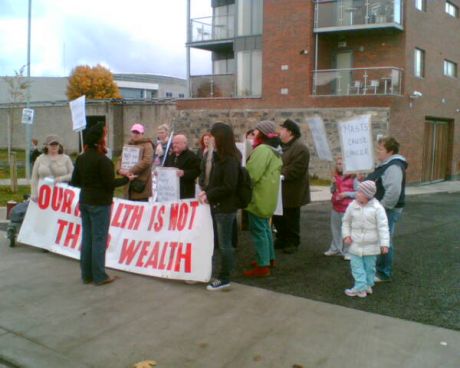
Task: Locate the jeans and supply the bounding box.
[248,213,275,267]
[273,207,300,249]
[376,208,403,280]
[79,204,111,284]
[214,212,237,282]
[350,254,377,291]
[328,209,345,254]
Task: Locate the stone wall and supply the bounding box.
[175,107,389,179]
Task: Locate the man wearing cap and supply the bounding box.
[118,123,154,201]
[164,134,201,199]
[273,119,311,254]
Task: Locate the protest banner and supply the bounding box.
[307,116,333,161]
[338,114,374,173]
[69,95,86,132]
[121,145,143,170]
[155,167,180,202]
[21,108,34,125]
[17,182,214,282]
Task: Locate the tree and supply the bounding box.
[66,64,122,100]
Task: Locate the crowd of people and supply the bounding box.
[28,120,407,296]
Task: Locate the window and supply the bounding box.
[415,0,426,11]
[178,93,185,98]
[444,60,457,77]
[414,48,425,78]
[165,92,173,98]
[237,0,263,36]
[445,1,459,17]
[237,50,262,96]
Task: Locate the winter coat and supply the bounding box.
[342,198,390,256]
[280,138,310,208]
[121,138,154,200]
[246,144,282,218]
[331,174,358,213]
[164,148,201,199]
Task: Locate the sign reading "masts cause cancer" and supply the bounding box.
[18,182,214,282]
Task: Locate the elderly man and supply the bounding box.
[164,134,201,199]
[273,119,310,254]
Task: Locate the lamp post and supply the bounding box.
[25,0,32,179]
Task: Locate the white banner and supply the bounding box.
[69,95,86,132]
[156,167,180,202]
[17,183,214,282]
[307,116,333,161]
[338,114,374,173]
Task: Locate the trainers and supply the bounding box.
[243,266,271,277]
[343,254,351,261]
[344,288,367,298]
[374,275,391,283]
[206,279,230,291]
[367,287,373,295]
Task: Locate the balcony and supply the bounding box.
[312,67,403,96]
[189,74,235,98]
[314,0,403,33]
[189,15,235,47]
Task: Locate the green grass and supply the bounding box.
[0,149,25,161]
[310,177,330,186]
[0,186,30,206]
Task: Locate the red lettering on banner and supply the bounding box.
[147,205,165,232]
[169,204,179,230]
[188,201,199,229]
[128,205,144,230]
[144,241,160,268]
[175,243,192,273]
[74,203,80,217]
[169,202,193,231]
[136,241,151,267]
[61,189,75,215]
[158,241,169,270]
[38,185,52,209]
[166,242,178,270]
[51,187,63,211]
[56,219,67,244]
[111,203,124,228]
[119,239,143,265]
[55,219,81,248]
[111,203,144,230]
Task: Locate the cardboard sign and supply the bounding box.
[338,114,374,173]
[69,95,86,132]
[121,145,143,170]
[307,116,333,161]
[156,167,180,202]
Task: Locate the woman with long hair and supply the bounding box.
[30,135,74,202]
[70,122,134,286]
[198,122,241,291]
[244,120,282,277]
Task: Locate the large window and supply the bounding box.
[237,50,262,96]
[237,0,263,36]
[415,0,426,11]
[445,1,459,17]
[414,48,425,78]
[444,60,457,77]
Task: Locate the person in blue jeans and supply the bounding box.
[198,123,241,291]
[71,122,135,286]
[366,137,408,282]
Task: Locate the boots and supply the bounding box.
[243,266,271,277]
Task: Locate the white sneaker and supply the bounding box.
[206,279,231,291]
[367,287,373,295]
[344,288,367,298]
[324,250,340,256]
[343,254,351,261]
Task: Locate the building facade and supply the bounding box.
[181,0,460,183]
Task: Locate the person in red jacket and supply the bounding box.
[324,157,361,260]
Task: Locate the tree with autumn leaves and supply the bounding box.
[66,64,122,100]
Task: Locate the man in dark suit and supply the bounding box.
[273,119,311,254]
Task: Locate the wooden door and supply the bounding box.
[421,120,451,182]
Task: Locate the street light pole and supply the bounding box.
[25,0,32,179]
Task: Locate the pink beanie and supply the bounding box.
[359,180,377,199]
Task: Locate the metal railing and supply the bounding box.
[312,67,403,96]
[314,0,402,30]
[190,15,235,43]
[189,74,235,98]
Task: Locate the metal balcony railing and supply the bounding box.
[312,67,403,96]
[190,15,235,43]
[189,74,235,98]
[314,0,403,31]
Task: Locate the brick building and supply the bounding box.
[180,0,460,183]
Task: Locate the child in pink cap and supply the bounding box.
[341,180,390,297]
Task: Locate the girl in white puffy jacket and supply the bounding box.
[342,181,390,298]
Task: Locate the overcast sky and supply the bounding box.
[0,0,212,79]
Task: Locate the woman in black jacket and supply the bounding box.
[70,122,134,286]
[198,123,241,291]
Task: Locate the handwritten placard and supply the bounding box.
[156,167,180,202]
[69,95,86,132]
[307,116,333,161]
[121,145,142,170]
[338,114,374,173]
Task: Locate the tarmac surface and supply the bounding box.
[0,180,459,367]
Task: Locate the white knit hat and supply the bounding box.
[359,180,377,199]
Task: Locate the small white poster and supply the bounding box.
[338,114,374,173]
[69,95,86,132]
[21,108,34,125]
[273,176,284,216]
[156,167,180,203]
[236,142,247,166]
[121,145,142,170]
[307,116,333,161]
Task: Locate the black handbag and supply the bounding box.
[130,179,146,193]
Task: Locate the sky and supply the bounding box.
[0,0,211,79]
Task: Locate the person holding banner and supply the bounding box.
[31,135,74,202]
[198,122,241,291]
[366,137,408,283]
[154,124,170,166]
[118,123,154,201]
[244,121,282,277]
[71,122,135,286]
[273,119,310,254]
